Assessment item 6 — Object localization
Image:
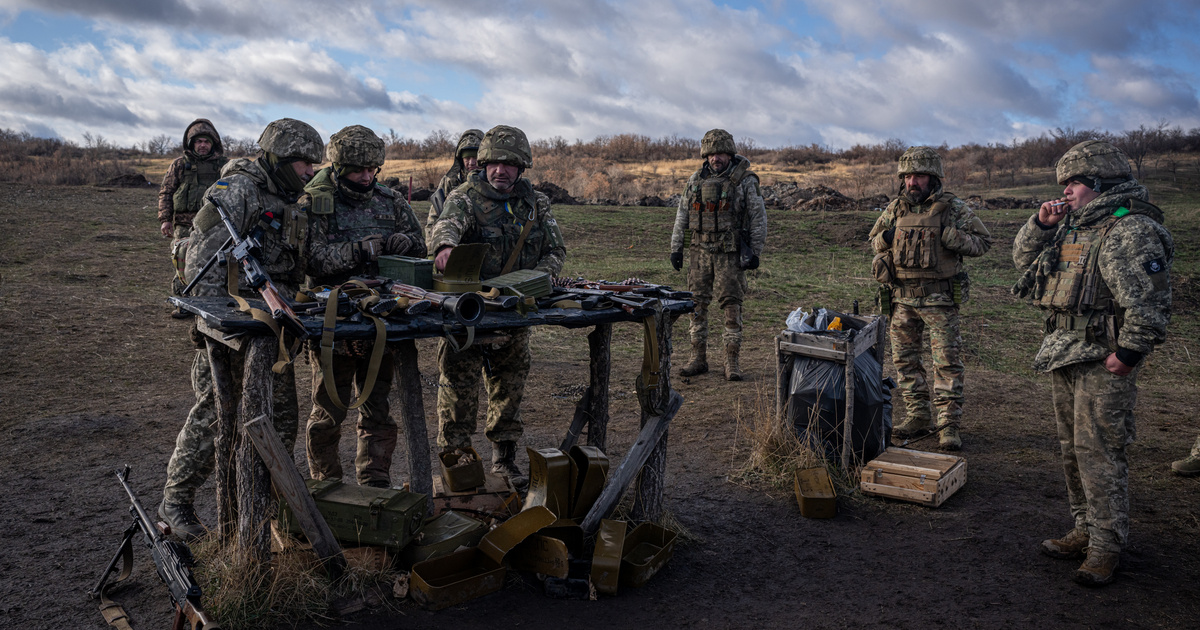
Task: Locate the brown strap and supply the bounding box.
[319,282,388,410]
[226,261,297,373]
[96,538,135,630]
[500,218,535,276]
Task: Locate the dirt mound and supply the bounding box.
[533,181,578,205]
[98,172,152,187]
[982,196,1046,209]
[632,195,670,207]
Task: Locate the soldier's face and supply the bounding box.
[707,153,732,172]
[486,163,520,192]
[343,166,376,187]
[291,160,316,183]
[904,174,931,197]
[192,137,213,156]
[1063,180,1100,210]
[463,155,479,171]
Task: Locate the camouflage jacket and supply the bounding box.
[157,119,226,225]
[869,187,992,307]
[426,165,473,235]
[1012,180,1173,372]
[184,158,307,298]
[670,155,768,255]
[430,171,566,279]
[302,167,427,287]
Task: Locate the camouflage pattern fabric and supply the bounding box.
[163,348,298,505]
[1012,180,1173,372]
[686,248,747,346]
[306,350,397,485]
[1056,140,1132,185]
[889,303,963,427]
[870,184,992,308]
[1190,434,1200,458]
[429,172,566,279]
[670,155,767,255]
[1051,360,1140,553]
[436,328,531,449]
[427,168,470,238]
[158,118,226,225]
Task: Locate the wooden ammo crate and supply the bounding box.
[860,447,966,507]
[775,312,887,468]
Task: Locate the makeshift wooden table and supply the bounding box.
[172,294,692,560]
[775,313,887,469]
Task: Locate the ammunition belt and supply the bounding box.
[893,279,953,299]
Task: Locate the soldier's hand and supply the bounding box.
[744,254,760,270]
[161,221,172,237]
[384,233,412,256]
[434,246,453,272]
[358,234,384,263]
[1104,352,1134,376]
[1037,199,1069,228]
[670,251,683,271]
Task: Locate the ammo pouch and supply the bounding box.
[872,252,896,284]
[877,285,892,316]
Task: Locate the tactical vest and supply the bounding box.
[891,200,959,282]
[686,160,754,243]
[1034,213,1123,343]
[460,180,558,279]
[171,157,226,223]
[311,183,400,244]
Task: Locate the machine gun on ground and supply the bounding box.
[91,466,220,630]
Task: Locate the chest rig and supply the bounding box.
[464,183,544,279]
[312,184,399,244]
[172,157,226,222]
[1035,214,1123,343]
[686,160,751,245]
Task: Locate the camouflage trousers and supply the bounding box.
[162,345,299,505]
[1051,360,1140,553]
[306,349,397,486]
[889,303,964,428]
[687,247,747,347]
[436,328,531,449]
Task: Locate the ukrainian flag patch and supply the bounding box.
[214,180,229,190]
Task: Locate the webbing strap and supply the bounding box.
[226,262,296,373]
[500,218,535,276]
[96,536,135,630]
[319,281,388,411]
[442,323,476,352]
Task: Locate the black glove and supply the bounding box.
[744,254,760,270]
[384,232,412,255]
[670,251,683,271]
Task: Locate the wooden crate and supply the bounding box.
[775,312,887,468]
[860,448,966,507]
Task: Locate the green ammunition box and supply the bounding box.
[483,269,552,298]
[377,255,433,289]
[620,523,677,587]
[399,511,488,568]
[277,479,427,552]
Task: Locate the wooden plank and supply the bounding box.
[842,349,856,469]
[244,416,346,580]
[581,390,683,536]
[862,469,939,493]
[779,333,847,353]
[392,341,432,505]
[931,460,968,507]
[558,388,592,452]
[197,317,243,352]
[779,341,847,363]
[861,481,935,505]
[865,460,947,480]
[883,446,964,463]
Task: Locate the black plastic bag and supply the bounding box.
[786,350,894,463]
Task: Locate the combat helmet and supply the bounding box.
[258,118,324,164]
[701,129,736,157]
[897,146,944,180]
[456,129,484,158]
[1056,140,1132,187]
[478,125,532,168]
[327,125,386,169]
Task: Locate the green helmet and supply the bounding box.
[456,129,484,158]
[1055,140,1131,186]
[478,125,532,168]
[258,118,324,164]
[700,129,736,157]
[897,146,944,180]
[327,125,385,169]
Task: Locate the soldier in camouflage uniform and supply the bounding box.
[159,118,324,540]
[158,119,228,317]
[427,129,484,240]
[302,125,426,488]
[869,147,992,450]
[669,129,767,381]
[429,125,566,488]
[1013,140,1173,586]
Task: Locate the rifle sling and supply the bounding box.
[96,533,135,630]
[226,262,298,373]
[319,281,388,411]
[500,218,535,276]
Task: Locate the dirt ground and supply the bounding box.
[1,182,1198,630]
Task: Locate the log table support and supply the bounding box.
[235,336,276,563]
[585,323,612,451]
[632,305,673,524]
[206,341,239,541]
[393,340,432,504]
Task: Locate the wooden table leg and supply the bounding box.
[236,336,275,562]
[207,342,238,541]
[586,323,612,451]
[393,340,432,503]
[842,354,856,470]
[632,305,673,523]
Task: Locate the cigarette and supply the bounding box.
[1049,201,1067,207]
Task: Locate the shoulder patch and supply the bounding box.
[1143,258,1167,275]
[213,180,229,191]
[374,182,396,199]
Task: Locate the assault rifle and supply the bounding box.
[183,196,309,341]
[91,466,220,630]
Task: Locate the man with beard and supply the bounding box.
[302,125,426,488]
[1013,140,1173,586]
[869,146,992,450]
[158,118,323,540]
[158,119,227,317]
[427,129,484,239]
[429,125,566,489]
[669,129,767,381]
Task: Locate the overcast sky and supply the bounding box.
[1,0,1198,150]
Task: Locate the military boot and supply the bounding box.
[893,415,933,439]
[491,441,529,490]
[1073,549,1119,586]
[158,501,206,542]
[680,339,708,377]
[1040,527,1090,559]
[1170,454,1200,477]
[938,424,962,451]
[724,344,743,381]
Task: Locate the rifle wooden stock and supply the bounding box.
[259,280,309,340]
